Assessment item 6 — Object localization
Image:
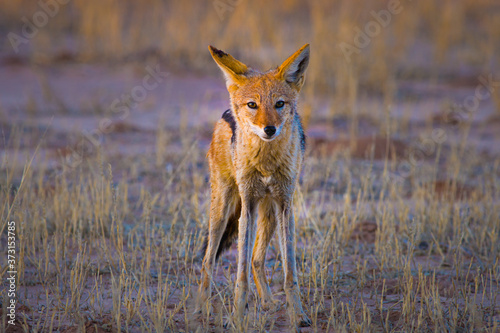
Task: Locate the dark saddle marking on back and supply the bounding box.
[221,109,236,144]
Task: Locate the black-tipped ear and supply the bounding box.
[208,45,248,89]
[277,44,310,91]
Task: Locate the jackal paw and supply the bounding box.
[288,307,311,327]
[193,301,212,317]
[224,303,248,329]
[298,313,312,327]
[261,298,281,312]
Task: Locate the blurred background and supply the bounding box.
[2,0,499,78]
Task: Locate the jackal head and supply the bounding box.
[209,44,310,142]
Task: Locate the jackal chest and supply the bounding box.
[234,160,297,200]
[260,173,289,195]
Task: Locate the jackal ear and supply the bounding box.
[277,44,310,91]
[209,46,248,90]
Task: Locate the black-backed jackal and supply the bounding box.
[197,44,311,327]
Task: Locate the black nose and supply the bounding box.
[264,126,276,136]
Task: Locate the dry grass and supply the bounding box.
[1,114,499,332]
[1,0,499,332]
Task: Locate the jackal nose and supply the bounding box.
[264,126,276,136]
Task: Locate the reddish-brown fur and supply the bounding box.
[197,44,311,328]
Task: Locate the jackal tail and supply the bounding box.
[201,204,241,259]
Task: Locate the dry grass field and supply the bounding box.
[1,0,499,332]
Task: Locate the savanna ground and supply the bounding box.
[1,0,500,332]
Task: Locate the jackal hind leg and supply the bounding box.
[276,203,311,327]
[252,198,279,311]
[196,185,239,315]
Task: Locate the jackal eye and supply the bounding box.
[275,100,285,108]
[247,102,257,109]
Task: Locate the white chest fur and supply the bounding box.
[262,175,273,186]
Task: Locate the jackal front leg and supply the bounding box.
[276,202,311,327]
[234,197,257,324]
